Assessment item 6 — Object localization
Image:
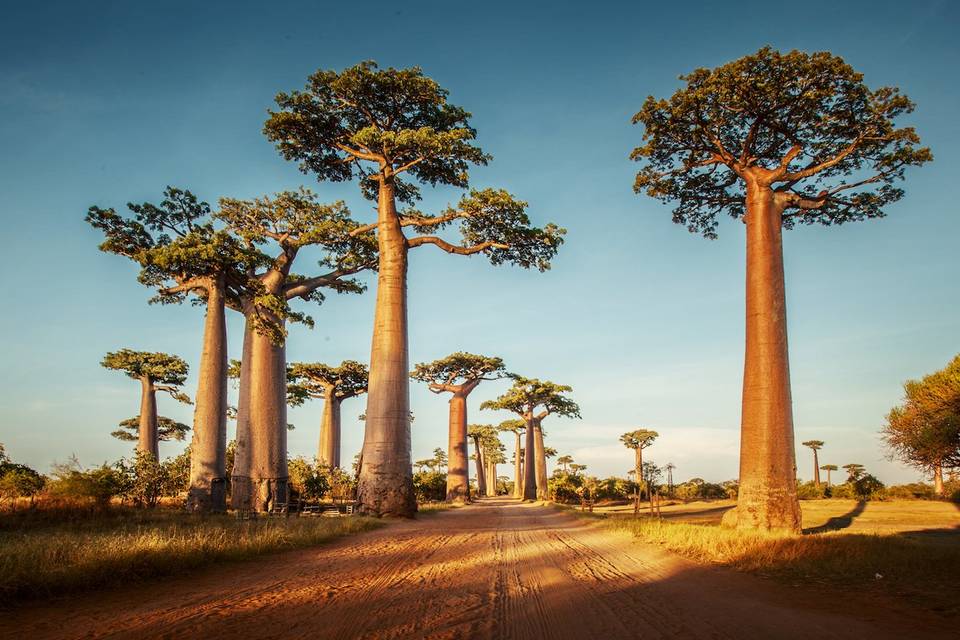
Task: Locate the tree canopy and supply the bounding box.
[112,416,190,442]
[631,46,931,238]
[101,350,190,403]
[802,440,824,451]
[480,376,581,420]
[410,352,507,391]
[621,429,659,450]
[287,360,369,404]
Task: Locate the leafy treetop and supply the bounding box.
[620,429,659,451]
[632,46,931,238]
[101,350,189,400]
[481,375,581,421]
[497,419,526,435]
[411,352,507,394]
[112,416,190,442]
[287,360,369,405]
[802,440,824,450]
[265,61,566,272]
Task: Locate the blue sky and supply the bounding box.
[1,0,957,484]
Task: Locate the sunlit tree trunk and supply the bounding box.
[933,462,944,496]
[533,420,547,500]
[318,390,342,468]
[248,312,289,511]
[522,415,537,499]
[230,317,254,510]
[728,184,802,532]
[812,448,821,487]
[513,430,522,498]
[357,181,416,517]
[187,281,228,512]
[634,447,643,504]
[473,436,487,497]
[138,376,159,459]
[446,394,469,502]
[487,460,497,495]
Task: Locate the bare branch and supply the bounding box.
[407,236,508,255]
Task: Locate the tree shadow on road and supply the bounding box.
[803,500,867,534]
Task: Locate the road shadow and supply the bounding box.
[803,500,867,534]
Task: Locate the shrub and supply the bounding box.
[413,470,446,502]
[796,481,827,500]
[883,483,935,500]
[48,459,128,507]
[288,457,331,503]
[0,465,46,506]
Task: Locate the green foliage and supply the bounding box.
[48,458,128,507]
[674,477,729,500]
[632,46,931,238]
[112,415,190,443]
[480,375,581,419]
[796,481,828,500]
[411,352,507,387]
[413,470,447,503]
[101,349,189,387]
[0,464,46,505]
[883,483,936,500]
[288,457,332,502]
[287,360,369,406]
[621,429,659,451]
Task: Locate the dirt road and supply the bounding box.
[1,498,950,639]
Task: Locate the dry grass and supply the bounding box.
[0,508,381,606]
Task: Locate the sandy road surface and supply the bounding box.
[0,498,951,639]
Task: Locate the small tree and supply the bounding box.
[112,416,189,444]
[481,376,580,500]
[883,355,960,496]
[621,429,659,502]
[288,360,369,469]
[802,440,825,487]
[632,47,930,532]
[266,61,566,517]
[556,455,573,474]
[411,353,507,502]
[101,350,190,460]
[820,464,838,486]
[0,461,45,508]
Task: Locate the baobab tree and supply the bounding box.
[843,463,866,482]
[820,464,838,486]
[883,355,960,496]
[288,360,369,469]
[88,187,256,512]
[570,463,587,476]
[411,353,507,503]
[265,61,566,516]
[112,416,189,444]
[481,376,580,500]
[217,190,376,511]
[665,462,676,496]
[498,419,526,498]
[802,440,825,487]
[632,47,930,532]
[556,455,573,474]
[485,442,507,496]
[467,424,498,497]
[621,429,659,502]
[101,350,190,460]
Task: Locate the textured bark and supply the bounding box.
[726,184,802,533]
[230,318,254,510]
[318,390,342,468]
[934,463,944,496]
[522,415,537,500]
[486,460,497,495]
[138,377,159,460]
[187,282,228,512]
[812,448,821,487]
[248,319,288,511]
[634,447,643,502]
[533,420,547,500]
[825,468,832,486]
[473,438,487,498]
[446,394,469,502]
[513,430,523,498]
[357,181,416,517]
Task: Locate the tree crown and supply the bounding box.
[411,352,507,391]
[802,440,824,450]
[102,349,188,387]
[632,46,931,238]
[112,416,190,442]
[497,419,526,434]
[480,375,581,420]
[287,360,369,404]
[621,429,659,450]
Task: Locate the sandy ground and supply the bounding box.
[0,497,953,640]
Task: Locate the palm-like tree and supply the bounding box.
[820,464,838,486]
[802,440,824,486]
[570,463,587,476]
[620,429,658,501]
[556,455,573,474]
[842,463,865,482]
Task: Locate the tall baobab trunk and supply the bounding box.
[634,447,643,503]
[933,462,944,496]
[473,437,487,497]
[824,468,832,486]
[137,376,159,459]
[487,460,497,495]
[248,315,289,511]
[812,448,821,487]
[187,281,228,512]
[513,431,523,498]
[230,318,254,510]
[533,420,547,500]
[357,181,416,517]
[318,390,342,468]
[522,416,537,499]
[446,393,469,502]
[728,184,802,532]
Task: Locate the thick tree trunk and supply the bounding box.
[230,318,254,510]
[473,438,487,498]
[725,185,802,533]
[513,431,522,498]
[445,394,469,503]
[933,463,944,496]
[318,391,342,468]
[522,416,537,500]
[187,283,228,512]
[825,468,831,486]
[635,448,642,503]
[138,377,159,460]
[248,317,288,511]
[812,449,821,487]
[533,420,547,500]
[357,181,416,517]
[487,461,497,495]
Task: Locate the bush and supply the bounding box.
[796,481,827,500]
[548,472,584,503]
[0,465,46,506]
[288,457,331,503]
[413,470,446,502]
[48,459,128,507]
[883,483,936,500]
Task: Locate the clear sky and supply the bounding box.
[1,0,957,485]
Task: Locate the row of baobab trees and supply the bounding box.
[90,45,931,531]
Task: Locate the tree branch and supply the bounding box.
[407,236,508,254]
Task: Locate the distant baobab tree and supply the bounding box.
[411,353,507,503]
[265,61,566,517]
[665,462,676,497]
[481,376,580,500]
[632,47,930,532]
[570,463,587,476]
[112,416,189,445]
[621,429,658,502]
[467,424,499,497]
[802,440,825,486]
[288,360,368,469]
[843,463,866,482]
[101,350,190,460]
[820,464,838,486]
[498,419,526,498]
[556,455,573,474]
